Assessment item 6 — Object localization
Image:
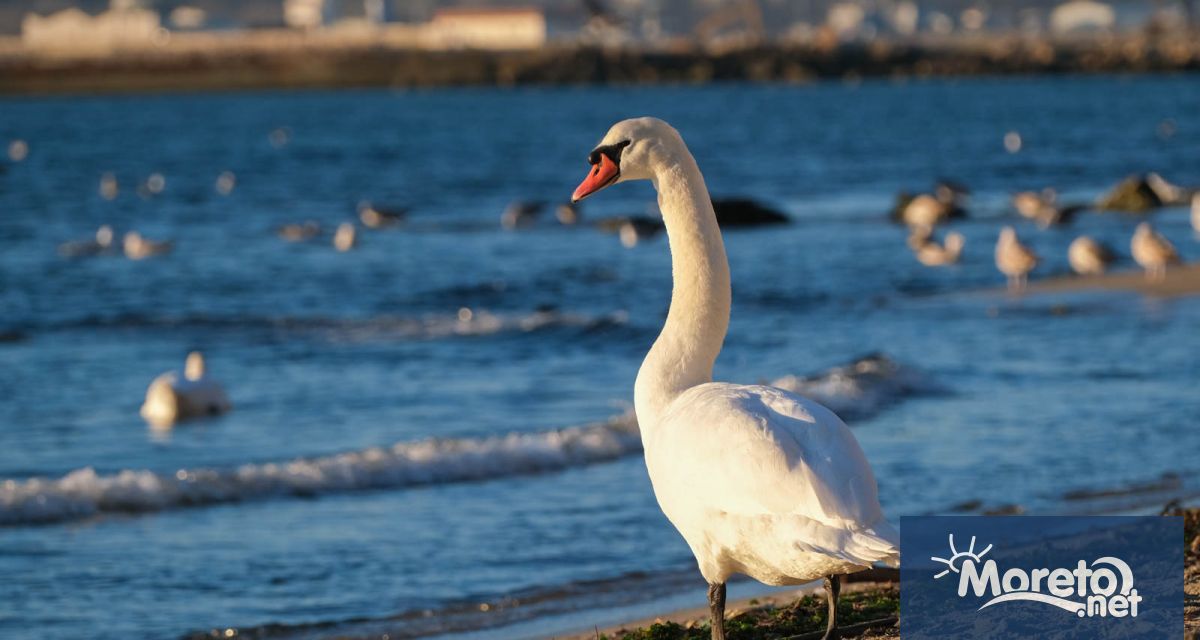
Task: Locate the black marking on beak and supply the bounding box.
[587,140,632,167]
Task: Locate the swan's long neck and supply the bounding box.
[634,146,731,432]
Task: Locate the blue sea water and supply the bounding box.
[0,75,1198,639]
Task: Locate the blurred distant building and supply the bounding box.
[22,0,163,54]
[169,6,208,30]
[1050,0,1115,33]
[426,7,546,50]
[826,2,866,38]
[284,0,325,29]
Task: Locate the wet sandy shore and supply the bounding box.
[1023,263,1200,298]
[557,510,1199,640]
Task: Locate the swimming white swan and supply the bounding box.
[995,226,1038,292]
[140,352,232,428]
[571,118,898,640]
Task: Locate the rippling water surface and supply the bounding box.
[1,76,1199,639]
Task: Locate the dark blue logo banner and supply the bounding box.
[901,516,1183,639]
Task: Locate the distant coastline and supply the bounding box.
[1,31,1198,95]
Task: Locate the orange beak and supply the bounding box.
[572,153,620,203]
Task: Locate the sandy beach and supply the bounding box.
[1022,263,1200,299]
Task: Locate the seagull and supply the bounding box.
[995,226,1038,292]
[1067,236,1116,275]
[123,231,173,260]
[1131,222,1180,281]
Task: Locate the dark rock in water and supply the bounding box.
[982,504,1025,516]
[948,499,984,513]
[0,329,26,344]
[1096,175,1163,212]
[711,197,790,227]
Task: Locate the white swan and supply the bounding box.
[140,352,232,428]
[571,118,898,640]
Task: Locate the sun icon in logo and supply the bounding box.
[931,534,993,579]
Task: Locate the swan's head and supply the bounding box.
[998,226,1016,243]
[185,351,205,381]
[572,117,683,203]
[1135,221,1151,235]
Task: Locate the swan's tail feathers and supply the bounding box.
[860,520,901,568]
[788,518,901,569]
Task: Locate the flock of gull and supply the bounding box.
[893,173,1197,291]
[10,128,1196,428]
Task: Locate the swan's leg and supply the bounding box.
[822,575,841,640]
[708,582,726,640]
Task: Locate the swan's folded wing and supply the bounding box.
[653,382,887,530]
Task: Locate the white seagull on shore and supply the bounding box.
[571,118,898,640]
[1068,236,1116,275]
[1131,222,1180,282]
[995,226,1038,292]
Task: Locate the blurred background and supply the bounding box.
[0,2,1198,640]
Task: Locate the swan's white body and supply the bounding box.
[140,352,231,428]
[576,118,898,591]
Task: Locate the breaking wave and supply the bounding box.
[770,352,944,421]
[10,308,630,343]
[0,413,639,527]
[0,353,936,527]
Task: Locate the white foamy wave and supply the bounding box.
[0,353,937,527]
[770,352,942,422]
[0,413,639,527]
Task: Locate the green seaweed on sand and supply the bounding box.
[602,586,899,640]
